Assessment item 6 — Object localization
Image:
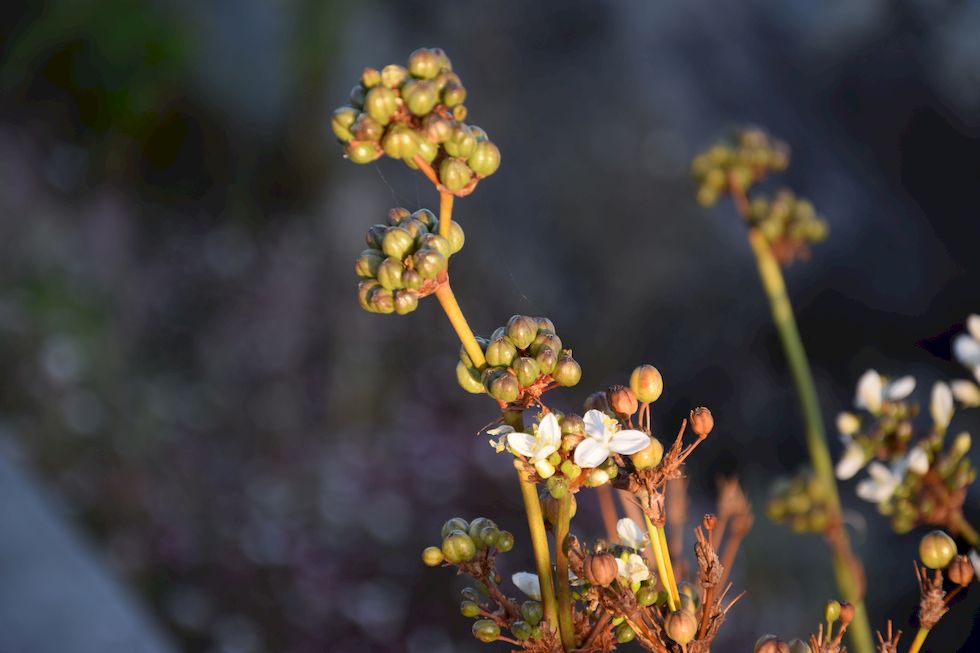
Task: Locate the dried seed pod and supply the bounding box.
[838,601,855,626]
[629,364,664,403]
[690,406,714,437]
[583,551,618,587]
[607,385,638,417]
[665,610,698,645]
[948,554,974,586]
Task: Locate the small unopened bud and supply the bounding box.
[629,365,664,403]
[919,530,957,569]
[690,407,714,437]
[471,619,500,643]
[947,554,974,586]
[755,635,789,653]
[703,514,718,530]
[583,551,619,587]
[838,601,854,627]
[824,600,841,623]
[607,385,638,417]
[584,391,610,414]
[586,468,610,487]
[630,437,664,470]
[665,610,698,645]
[534,459,556,480]
[422,546,444,566]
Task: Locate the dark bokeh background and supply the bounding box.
[1,1,979,651]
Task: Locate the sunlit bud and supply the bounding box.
[422,114,452,143]
[560,414,585,434]
[381,64,408,88]
[496,531,514,553]
[442,530,477,563]
[510,621,532,641]
[422,546,444,566]
[439,157,473,192]
[521,601,543,626]
[953,432,972,457]
[919,530,957,569]
[535,348,558,376]
[402,269,423,290]
[535,317,556,333]
[368,287,394,314]
[696,185,719,207]
[545,476,567,500]
[584,551,618,587]
[452,104,468,121]
[534,459,556,479]
[468,518,500,549]
[690,407,714,437]
[364,86,398,124]
[486,369,520,403]
[349,84,366,108]
[530,333,563,357]
[400,218,428,241]
[947,554,974,586]
[586,468,610,487]
[630,438,664,470]
[514,357,540,388]
[506,315,538,350]
[679,581,700,613]
[402,79,439,116]
[357,280,379,312]
[838,602,854,626]
[636,585,658,607]
[560,460,581,479]
[448,221,465,253]
[418,233,452,259]
[584,391,611,414]
[608,385,638,417]
[382,227,415,260]
[408,48,441,79]
[486,337,518,368]
[456,362,486,394]
[755,635,789,653]
[630,365,664,403]
[441,518,469,538]
[472,619,500,643]
[351,113,384,142]
[444,124,477,158]
[354,249,384,279]
[376,258,404,290]
[330,106,358,142]
[824,600,841,623]
[345,140,382,164]
[665,610,698,645]
[788,639,811,653]
[616,624,636,644]
[393,289,418,315]
[553,356,582,387]
[468,140,501,177]
[460,600,480,617]
[382,125,420,160]
[413,248,447,280]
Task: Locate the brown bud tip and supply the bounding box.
[607,384,638,417]
[690,407,714,437]
[838,601,855,626]
[703,513,718,530]
[947,554,975,586]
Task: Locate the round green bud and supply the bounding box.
[678,582,700,613]
[413,137,438,165]
[510,621,532,641]
[546,476,568,499]
[330,106,358,142]
[418,233,452,259]
[422,546,444,566]
[411,208,437,229]
[380,64,407,88]
[393,289,418,315]
[535,348,558,375]
[452,104,468,121]
[665,610,698,645]
[636,585,658,607]
[468,518,499,549]
[402,79,438,116]
[439,157,473,193]
[460,600,481,618]
[560,460,581,479]
[366,224,388,249]
[364,86,398,124]
[535,317,556,334]
[357,280,380,312]
[495,530,514,552]
[402,269,423,290]
[382,125,420,160]
[470,125,488,142]
[444,124,477,158]
[471,619,500,643]
[413,248,447,280]
[529,333,563,357]
[401,218,428,241]
[696,185,719,208]
[408,48,441,79]
[630,438,664,470]
[468,140,501,177]
[514,357,540,388]
[442,530,477,563]
[442,517,469,538]
[422,114,452,143]
[506,315,538,350]
[521,601,543,626]
[349,84,366,108]
[486,369,520,403]
[461,587,480,602]
[456,361,486,394]
[433,70,460,92]
[351,114,384,142]
[552,356,582,387]
[387,207,411,225]
[616,624,636,644]
[630,365,664,403]
[432,48,452,72]
[368,286,394,314]
[824,600,841,623]
[361,67,381,88]
[919,530,957,569]
[376,257,405,290]
[381,227,415,260]
[447,221,465,253]
[560,415,585,434]
[442,81,467,107]
[345,140,382,164]
[354,249,384,279]
[486,337,518,368]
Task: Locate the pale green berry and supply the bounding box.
[422,546,444,566]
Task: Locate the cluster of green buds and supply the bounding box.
[690,128,789,207]
[331,48,500,193]
[746,190,828,261]
[422,516,515,567]
[765,470,834,534]
[456,315,582,403]
[355,206,464,314]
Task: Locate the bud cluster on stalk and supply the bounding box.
[456,315,582,402]
[355,206,465,314]
[766,470,834,534]
[422,517,515,568]
[690,128,789,207]
[747,190,828,260]
[331,48,501,194]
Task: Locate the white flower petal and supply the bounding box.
[537,413,562,449]
[907,446,929,475]
[625,554,650,583]
[886,376,916,401]
[837,412,860,436]
[507,432,538,458]
[953,334,980,368]
[608,430,652,455]
[583,410,608,441]
[616,558,627,578]
[835,442,867,480]
[512,572,542,600]
[486,425,515,436]
[489,436,507,453]
[968,314,980,342]
[573,438,610,468]
[856,369,883,412]
[616,518,647,550]
[930,382,954,428]
[866,461,895,484]
[855,477,889,503]
[951,380,980,407]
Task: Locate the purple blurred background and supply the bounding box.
[1,1,979,651]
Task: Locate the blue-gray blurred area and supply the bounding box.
[1,0,979,651]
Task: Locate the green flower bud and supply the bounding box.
[630,437,664,470]
[433,70,461,92]
[665,610,698,645]
[468,140,501,177]
[349,84,366,108]
[486,369,520,403]
[824,600,841,623]
[616,624,636,644]
[505,315,537,351]
[445,221,465,254]
[461,587,480,602]
[452,104,468,121]
[696,185,719,208]
[495,530,514,553]
[432,48,452,72]
[546,476,568,499]
[521,601,543,626]
[422,114,452,143]
[422,546,444,566]
[418,233,452,259]
[361,67,381,88]
[486,337,518,368]
[468,518,499,549]
[535,317,556,334]
[382,226,415,260]
[469,125,488,142]
[442,81,467,107]
[383,207,408,225]
[357,280,380,312]
[368,286,394,314]
[345,141,382,164]
[490,326,507,341]
[365,224,388,249]
[552,356,581,387]
[382,125,420,160]
[460,600,481,618]
[381,64,407,88]
[953,432,971,457]
[354,249,384,279]
[351,114,384,142]
[408,48,441,79]
[393,289,418,315]
[330,106,358,142]
[636,585,658,607]
[441,518,469,538]
[365,86,398,124]
[547,451,561,466]
[444,124,477,158]
[560,415,584,434]
[510,621,532,641]
[560,460,581,479]
[919,530,957,569]
[439,157,473,193]
[402,79,438,116]
[529,333,563,357]
[401,218,428,241]
[413,247,448,280]
[402,269,423,290]
[535,348,558,375]
[472,619,500,643]
[630,365,664,403]
[407,138,438,167]
[514,357,540,387]
[376,257,405,290]
[442,530,477,563]
[679,582,700,613]
[456,361,486,394]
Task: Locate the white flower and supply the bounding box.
[906,445,929,475]
[616,518,647,550]
[855,370,914,414]
[855,461,903,504]
[573,410,650,468]
[836,441,868,480]
[951,380,980,407]
[490,413,563,478]
[930,382,954,429]
[616,553,650,584]
[836,411,860,437]
[953,314,980,368]
[512,572,541,600]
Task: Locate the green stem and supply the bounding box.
[504,411,560,635]
[907,627,929,653]
[745,226,874,653]
[644,514,678,611]
[949,511,980,548]
[555,493,576,650]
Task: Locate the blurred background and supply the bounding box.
[1,1,979,651]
